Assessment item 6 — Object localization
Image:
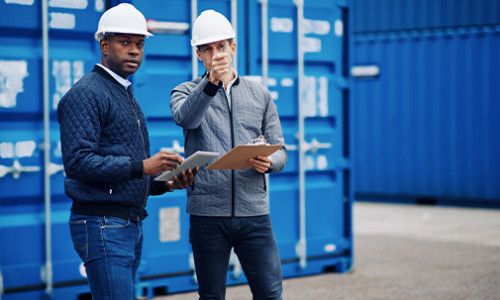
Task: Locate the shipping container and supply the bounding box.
[351,0,500,207]
[0,0,353,299]
[0,0,103,298]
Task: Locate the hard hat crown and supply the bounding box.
[191,10,235,47]
[95,3,152,41]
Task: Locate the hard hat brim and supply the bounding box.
[191,33,235,47]
[95,29,153,41]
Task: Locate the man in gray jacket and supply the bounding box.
[170,9,287,300]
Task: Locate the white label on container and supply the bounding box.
[270,90,278,100]
[49,0,87,9]
[324,243,336,252]
[49,12,76,29]
[305,155,315,170]
[271,17,293,33]
[15,141,36,158]
[351,65,380,78]
[0,143,14,159]
[0,60,28,108]
[159,207,181,242]
[266,78,277,87]
[0,141,37,158]
[317,155,328,170]
[5,0,34,5]
[335,20,343,37]
[52,60,84,109]
[55,141,62,157]
[317,76,328,116]
[303,19,330,35]
[302,76,328,117]
[302,37,322,53]
[281,78,294,87]
[95,0,104,12]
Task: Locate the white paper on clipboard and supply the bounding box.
[154,151,219,181]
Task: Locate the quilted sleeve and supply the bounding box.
[170,77,219,130]
[262,89,288,173]
[57,86,133,183]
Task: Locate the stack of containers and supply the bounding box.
[0,0,103,299]
[0,0,353,298]
[351,0,500,207]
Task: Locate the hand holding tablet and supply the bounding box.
[154,151,219,181]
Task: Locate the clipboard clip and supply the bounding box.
[251,135,269,145]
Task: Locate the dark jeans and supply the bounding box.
[189,215,283,300]
[69,213,143,300]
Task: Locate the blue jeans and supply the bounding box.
[189,215,283,300]
[69,213,143,300]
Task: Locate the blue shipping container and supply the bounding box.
[0,0,353,298]
[351,1,500,206]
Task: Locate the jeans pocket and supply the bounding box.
[69,219,88,262]
[102,216,130,229]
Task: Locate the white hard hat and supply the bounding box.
[191,10,235,47]
[95,3,153,41]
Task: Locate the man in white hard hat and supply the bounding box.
[58,3,197,299]
[171,9,287,300]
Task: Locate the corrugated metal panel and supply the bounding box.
[352,26,500,205]
[352,0,500,33]
[1,0,353,298]
[0,0,103,298]
[246,0,353,279]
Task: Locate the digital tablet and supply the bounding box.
[154,151,219,181]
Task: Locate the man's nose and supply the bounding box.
[129,45,140,55]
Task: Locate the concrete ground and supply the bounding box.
[157,202,500,300]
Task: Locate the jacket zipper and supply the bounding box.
[227,88,236,217]
[127,89,150,212]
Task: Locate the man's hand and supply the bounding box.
[208,52,232,84]
[165,167,198,190]
[143,151,184,175]
[249,155,272,173]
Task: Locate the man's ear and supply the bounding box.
[230,41,236,54]
[196,49,203,62]
[100,39,109,55]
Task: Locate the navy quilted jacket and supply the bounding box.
[58,65,168,221]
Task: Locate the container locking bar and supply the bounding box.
[0,160,41,179]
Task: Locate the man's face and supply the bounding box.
[100,34,145,78]
[196,40,235,72]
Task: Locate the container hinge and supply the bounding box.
[295,239,307,268]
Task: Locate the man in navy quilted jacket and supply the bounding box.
[57,4,196,299]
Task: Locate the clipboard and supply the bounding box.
[206,144,284,170]
[154,151,219,181]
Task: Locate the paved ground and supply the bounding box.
[157,202,500,300]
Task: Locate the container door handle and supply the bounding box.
[0,160,41,179]
[160,139,185,155]
[48,162,64,176]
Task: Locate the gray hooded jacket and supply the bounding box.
[171,73,287,217]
